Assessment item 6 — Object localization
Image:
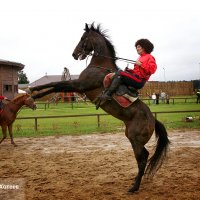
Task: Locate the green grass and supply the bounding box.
[149,103,200,130]
[9,99,200,137]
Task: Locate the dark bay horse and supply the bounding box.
[0,94,36,146]
[28,23,170,192]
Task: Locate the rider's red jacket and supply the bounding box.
[0,96,6,100]
[129,53,157,81]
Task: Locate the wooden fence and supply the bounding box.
[142,97,197,105]
[16,110,200,131]
[140,81,194,96]
[35,97,198,110]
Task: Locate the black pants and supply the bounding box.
[119,71,146,89]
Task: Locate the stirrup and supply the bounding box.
[99,94,112,101]
[95,94,112,110]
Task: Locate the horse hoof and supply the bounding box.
[12,143,17,147]
[128,186,139,193]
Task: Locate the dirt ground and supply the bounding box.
[0,130,199,200]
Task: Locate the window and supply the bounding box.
[3,85,12,92]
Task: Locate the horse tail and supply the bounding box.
[145,119,170,176]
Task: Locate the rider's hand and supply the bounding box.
[136,60,142,67]
[125,67,131,72]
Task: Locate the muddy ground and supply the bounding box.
[0,130,199,200]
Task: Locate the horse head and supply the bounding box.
[24,94,37,110]
[72,23,114,61]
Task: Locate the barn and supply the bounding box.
[0,59,24,99]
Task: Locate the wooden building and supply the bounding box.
[0,59,24,99]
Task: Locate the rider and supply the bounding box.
[100,38,157,101]
[0,96,8,109]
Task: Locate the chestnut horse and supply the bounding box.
[28,23,170,192]
[0,94,36,146]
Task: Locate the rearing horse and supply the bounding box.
[29,23,170,193]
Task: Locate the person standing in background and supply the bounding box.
[151,93,156,105]
[160,91,166,103]
[155,92,160,104]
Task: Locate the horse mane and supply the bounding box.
[12,93,29,103]
[89,23,117,61]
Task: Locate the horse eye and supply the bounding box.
[83,42,87,48]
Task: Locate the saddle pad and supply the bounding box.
[113,94,138,108]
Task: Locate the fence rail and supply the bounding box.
[141,97,197,105]
[35,97,198,109]
[16,110,200,131]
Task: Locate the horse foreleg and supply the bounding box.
[29,81,61,92]
[30,80,83,93]
[0,125,7,144]
[8,124,17,147]
[32,88,56,100]
[128,141,149,193]
[30,80,86,100]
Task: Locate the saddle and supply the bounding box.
[96,73,139,109]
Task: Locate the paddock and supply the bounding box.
[0,130,199,200]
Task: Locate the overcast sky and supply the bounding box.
[0,0,200,83]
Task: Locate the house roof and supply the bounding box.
[0,59,24,70]
[18,84,29,89]
[29,75,79,87]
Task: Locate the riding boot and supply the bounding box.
[100,74,121,101]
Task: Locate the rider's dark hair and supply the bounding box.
[135,39,154,54]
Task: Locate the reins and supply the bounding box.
[89,52,136,65]
[93,66,114,73]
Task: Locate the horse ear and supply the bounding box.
[85,23,90,32]
[91,26,95,31]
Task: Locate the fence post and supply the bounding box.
[154,112,157,119]
[35,117,38,131]
[71,102,74,109]
[97,114,100,127]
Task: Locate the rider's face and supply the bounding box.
[136,45,145,55]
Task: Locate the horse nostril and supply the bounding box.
[72,53,78,60]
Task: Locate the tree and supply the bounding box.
[18,70,30,84]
